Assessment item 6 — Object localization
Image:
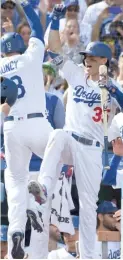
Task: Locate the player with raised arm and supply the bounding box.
[0,0,54,258]
[32,5,123,259]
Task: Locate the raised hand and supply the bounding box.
[112,138,123,156]
[51,4,66,20]
[2,17,14,33]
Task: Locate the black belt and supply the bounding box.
[72,133,100,147]
[4,113,44,122]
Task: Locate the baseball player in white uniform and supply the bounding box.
[0,0,53,258]
[31,5,123,259]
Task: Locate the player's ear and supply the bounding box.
[101,57,108,66]
[98,213,104,223]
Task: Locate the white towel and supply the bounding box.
[50,173,75,235]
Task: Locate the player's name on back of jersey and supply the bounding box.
[73,85,111,107]
[0,61,18,75]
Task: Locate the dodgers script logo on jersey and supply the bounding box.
[73,85,111,107]
[108,248,120,259]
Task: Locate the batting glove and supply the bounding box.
[98,78,117,96]
[105,81,118,97]
[51,4,66,21]
[105,80,123,108]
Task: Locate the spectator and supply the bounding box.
[110,20,123,51]
[16,21,31,47]
[48,216,79,259]
[81,0,123,47]
[0,225,8,259]
[60,19,85,64]
[1,0,24,34]
[53,76,67,96]
[80,0,109,46]
[91,5,123,59]
[117,52,123,87]
[95,201,121,259]
[1,0,15,34]
[45,0,80,46]
[43,62,64,101]
[100,32,119,59]
[78,0,87,21]
[113,209,121,233]
[49,224,61,252]
[48,18,84,64]
[108,58,119,79]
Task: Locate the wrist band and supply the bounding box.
[51,19,59,30]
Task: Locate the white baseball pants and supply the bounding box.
[4,117,53,258]
[38,129,103,259]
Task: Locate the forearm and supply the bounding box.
[20,0,44,43]
[48,29,62,53]
[102,155,122,186]
[91,17,103,41]
[113,13,123,22]
[48,7,63,53]
[40,13,46,32]
[112,88,123,109]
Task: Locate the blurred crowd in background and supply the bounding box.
[0,0,123,258]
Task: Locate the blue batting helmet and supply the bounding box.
[1,77,18,107]
[1,32,26,54]
[80,41,112,62]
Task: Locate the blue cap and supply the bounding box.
[64,0,79,8]
[101,27,117,39]
[72,215,79,229]
[80,41,112,62]
[0,225,8,241]
[97,201,118,214]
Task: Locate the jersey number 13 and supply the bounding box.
[10,75,26,99]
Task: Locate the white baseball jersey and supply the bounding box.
[94,234,120,259]
[60,60,122,146]
[113,169,123,189]
[108,112,123,142]
[0,38,45,117]
[48,248,75,259]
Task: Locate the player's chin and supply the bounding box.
[85,66,93,75]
